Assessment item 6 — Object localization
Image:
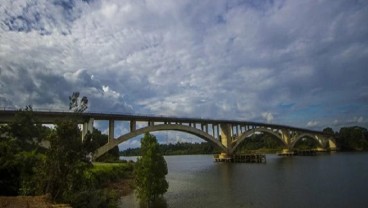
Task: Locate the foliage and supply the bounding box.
[293,138,318,150]
[0,135,21,195]
[121,141,221,156]
[71,162,134,208]
[69,92,88,113]
[88,162,134,187]
[134,133,168,205]
[235,133,285,153]
[90,128,120,162]
[35,120,92,202]
[0,109,133,207]
[0,108,46,196]
[336,126,368,151]
[323,127,335,135]
[69,189,119,208]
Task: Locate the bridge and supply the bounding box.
[0,110,337,159]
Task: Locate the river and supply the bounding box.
[120,152,368,208]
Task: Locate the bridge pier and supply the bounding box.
[220,123,233,158]
[108,120,114,143]
[82,118,94,141]
[328,139,337,151]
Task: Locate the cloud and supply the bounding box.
[261,112,274,123]
[307,120,319,128]
[1,0,368,147]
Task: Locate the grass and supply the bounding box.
[88,162,134,187]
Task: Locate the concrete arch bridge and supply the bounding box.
[0,110,337,159]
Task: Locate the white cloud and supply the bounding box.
[262,112,274,123]
[353,116,364,123]
[0,0,368,137]
[307,120,319,128]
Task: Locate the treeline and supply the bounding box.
[0,109,126,207]
[121,126,368,156]
[235,133,286,153]
[121,142,221,156]
[325,126,368,151]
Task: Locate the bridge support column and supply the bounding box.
[328,139,337,151]
[82,118,94,141]
[108,120,114,143]
[219,123,232,158]
[130,120,136,132]
[280,129,293,154]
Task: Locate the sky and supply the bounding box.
[1,0,368,149]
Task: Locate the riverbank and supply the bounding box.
[92,162,135,197]
[0,162,135,208]
[0,195,71,208]
[91,161,135,194]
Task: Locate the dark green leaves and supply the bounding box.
[134,133,168,205]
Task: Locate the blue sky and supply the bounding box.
[1,0,368,149]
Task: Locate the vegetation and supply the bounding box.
[235,133,285,153]
[121,141,221,156]
[0,109,132,207]
[0,109,48,196]
[35,120,94,202]
[122,126,368,155]
[134,133,168,206]
[333,126,368,151]
[89,128,120,162]
[2,107,368,207]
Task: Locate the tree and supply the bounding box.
[36,120,91,202]
[134,133,168,205]
[0,108,47,195]
[69,92,88,112]
[337,126,368,151]
[323,127,334,136]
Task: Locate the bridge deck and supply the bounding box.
[0,109,324,134]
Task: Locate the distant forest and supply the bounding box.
[120,126,368,156]
[121,142,221,156]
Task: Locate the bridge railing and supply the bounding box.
[0,107,326,135]
[0,106,215,121]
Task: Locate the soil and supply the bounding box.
[0,195,71,208]
[0,179,134,208]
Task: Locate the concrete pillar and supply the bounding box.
[108,120,114,142]
[130,120,136,132]
[280,129,293,153]
[220,123,232,155]
[328,139,337,151]
[212,124,215,138]
[82,118,94,141]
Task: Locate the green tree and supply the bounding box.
[337,126,368,150]
[0,134,21,195]
[134,133,168,205]
[89,127,120,162]
[0,108,46,195]
[36,120,91,202]
[323,127,335,136]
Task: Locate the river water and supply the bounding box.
[120,153,368,208]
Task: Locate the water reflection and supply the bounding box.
[121,153,368,208]
[217,163,233,192]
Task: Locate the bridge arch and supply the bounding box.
[95,124,227,158]
[230,128,287,154]
[291,133,324,149]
